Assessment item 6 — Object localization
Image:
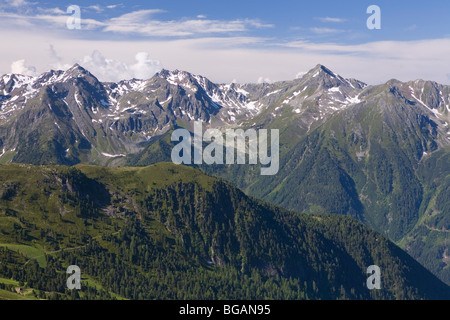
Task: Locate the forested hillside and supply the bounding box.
[0,163,448,300]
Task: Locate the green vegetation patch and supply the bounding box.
[0,244,47,268]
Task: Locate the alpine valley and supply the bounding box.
[0,63,449,300]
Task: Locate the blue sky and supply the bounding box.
[28,0,450,42]
[2,0,450,84]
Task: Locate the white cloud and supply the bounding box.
[0,10,105,30]
[0,6,271,38]
[5,0,31,7]
[10,59,36,76]
[282,38,450,62]
[316,17,346,23]
[310,27,343,34]
[48,44,71,71]
[295,71,307,79]
[102,9,273,37]
[86,5,103,13]
[128,52,163,80]
[48,44,62,62]
[37,7,66,15]
[78,51,162,82]
[257,76,272,84]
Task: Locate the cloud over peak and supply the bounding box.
[10,59,36,76]
[79,50,162,82]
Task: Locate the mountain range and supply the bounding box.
[0,63,449,299]
[0,162,449,300]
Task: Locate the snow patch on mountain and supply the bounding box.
[409,86,442,116]
[346,95,361,105]
[101,152,126,158]
[328,87,340,93]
